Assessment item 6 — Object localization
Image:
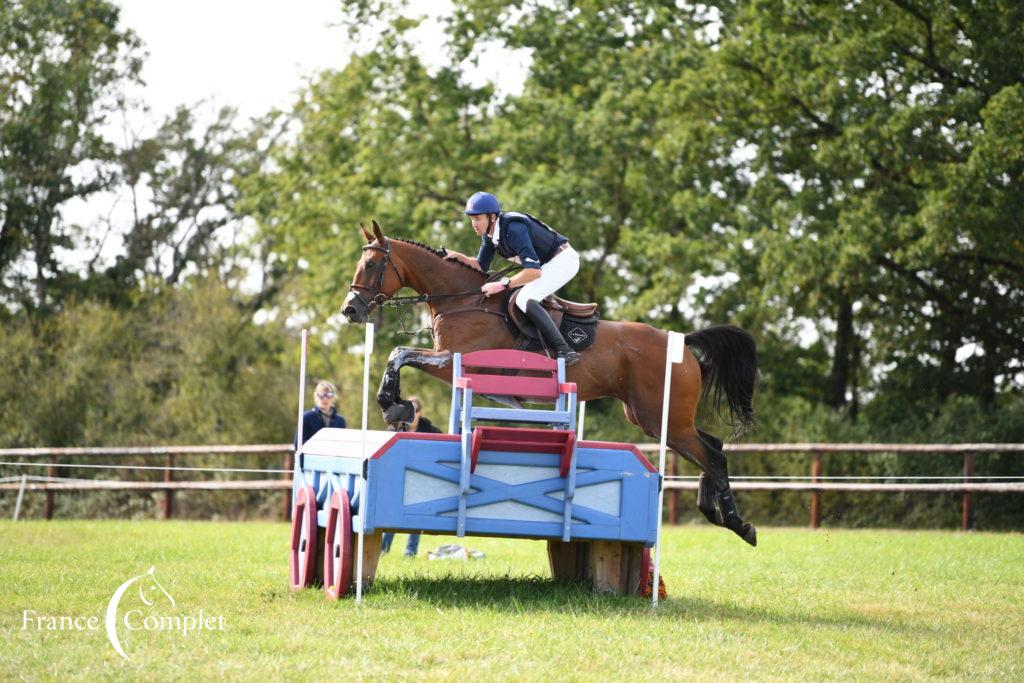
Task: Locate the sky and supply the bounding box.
[115,0,528,126]
[117,0,358,123]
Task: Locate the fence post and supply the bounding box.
[809,451,822,529]
[961,451,974,531]
[282,452,293,522]
[163,453,174,520]
[45,455,55,520]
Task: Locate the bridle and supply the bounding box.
[345,236,520,335]
[347,238,406,312]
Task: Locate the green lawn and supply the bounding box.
[1,521,1022,680]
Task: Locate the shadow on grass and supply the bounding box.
[366,573,926,634]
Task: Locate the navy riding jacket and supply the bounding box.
[476,211,568,272]
[295,407,347,447]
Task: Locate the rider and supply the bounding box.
[445,191,581,365]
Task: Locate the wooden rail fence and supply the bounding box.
[2,443,1022,529]
[638,442,1024,529]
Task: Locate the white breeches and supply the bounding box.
[515,247,580,312]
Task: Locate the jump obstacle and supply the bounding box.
[289,326,676,602]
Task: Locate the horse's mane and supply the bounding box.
[390,237,487,277]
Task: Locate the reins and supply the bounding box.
[349,237,518,337]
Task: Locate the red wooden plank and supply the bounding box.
[475,428,572,453]
[470,425,485,472]
[471,426,576,473]
[464,374,559,399]
[478,440,565,454]
[476,426,570,441]
[560,432,576,477]
[462,349,557,372]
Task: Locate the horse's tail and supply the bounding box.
[685,325,757,436]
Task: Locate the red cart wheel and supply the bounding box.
[289,485,318,591]
[323,489,353,600]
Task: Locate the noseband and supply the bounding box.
[348,238,405,311]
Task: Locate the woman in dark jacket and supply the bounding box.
[295,381,346,447]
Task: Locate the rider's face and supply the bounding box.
[470,214,493,236]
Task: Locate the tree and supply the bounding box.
[0,0,142,310]
[656,0,1024,412]
[84,105,262,306]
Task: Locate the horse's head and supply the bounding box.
[341,220,406,323]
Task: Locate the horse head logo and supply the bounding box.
[105,566,175,659]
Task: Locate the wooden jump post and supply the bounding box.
[45,455,55,520]
[962,451,974,531]
[163,453,174,519]
[810,451,822,529]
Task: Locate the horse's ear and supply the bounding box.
[360,223,374,243]
[371,219,384,242]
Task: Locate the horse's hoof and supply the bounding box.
[382,400,414,425]
[742,524,757,547]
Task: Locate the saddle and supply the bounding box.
[503,290,600,353]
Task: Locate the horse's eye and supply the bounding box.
[365,260,376,269]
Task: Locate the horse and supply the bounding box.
[341,221,759,546]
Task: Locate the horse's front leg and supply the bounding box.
[376,347,453,426]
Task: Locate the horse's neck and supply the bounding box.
[393,243,509,330]
[398,244,485,301]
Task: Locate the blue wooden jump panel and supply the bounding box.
[358,433,659,546]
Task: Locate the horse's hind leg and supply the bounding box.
[675,432,757,548]
[630,403,722,527]
[697,473,723,526]
[622,395,756,544]
[675,430,757,547]
[695,429,725,524]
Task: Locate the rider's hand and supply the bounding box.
[444,251,464,264]
[481,282,506,297]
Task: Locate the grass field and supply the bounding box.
[1,521,1022,681]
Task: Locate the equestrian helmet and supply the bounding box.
[464,191,501,215]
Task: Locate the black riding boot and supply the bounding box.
[525,300,581,366]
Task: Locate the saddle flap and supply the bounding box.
[508,290,565,333]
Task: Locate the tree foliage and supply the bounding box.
[0,0,144,309]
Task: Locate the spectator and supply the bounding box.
[296,381,346,447]
[381,396,439,557]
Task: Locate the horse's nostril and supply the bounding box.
[343,306,356,317]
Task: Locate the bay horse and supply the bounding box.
[341,221,758,546]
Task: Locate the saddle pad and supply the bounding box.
[506,313,599,354]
